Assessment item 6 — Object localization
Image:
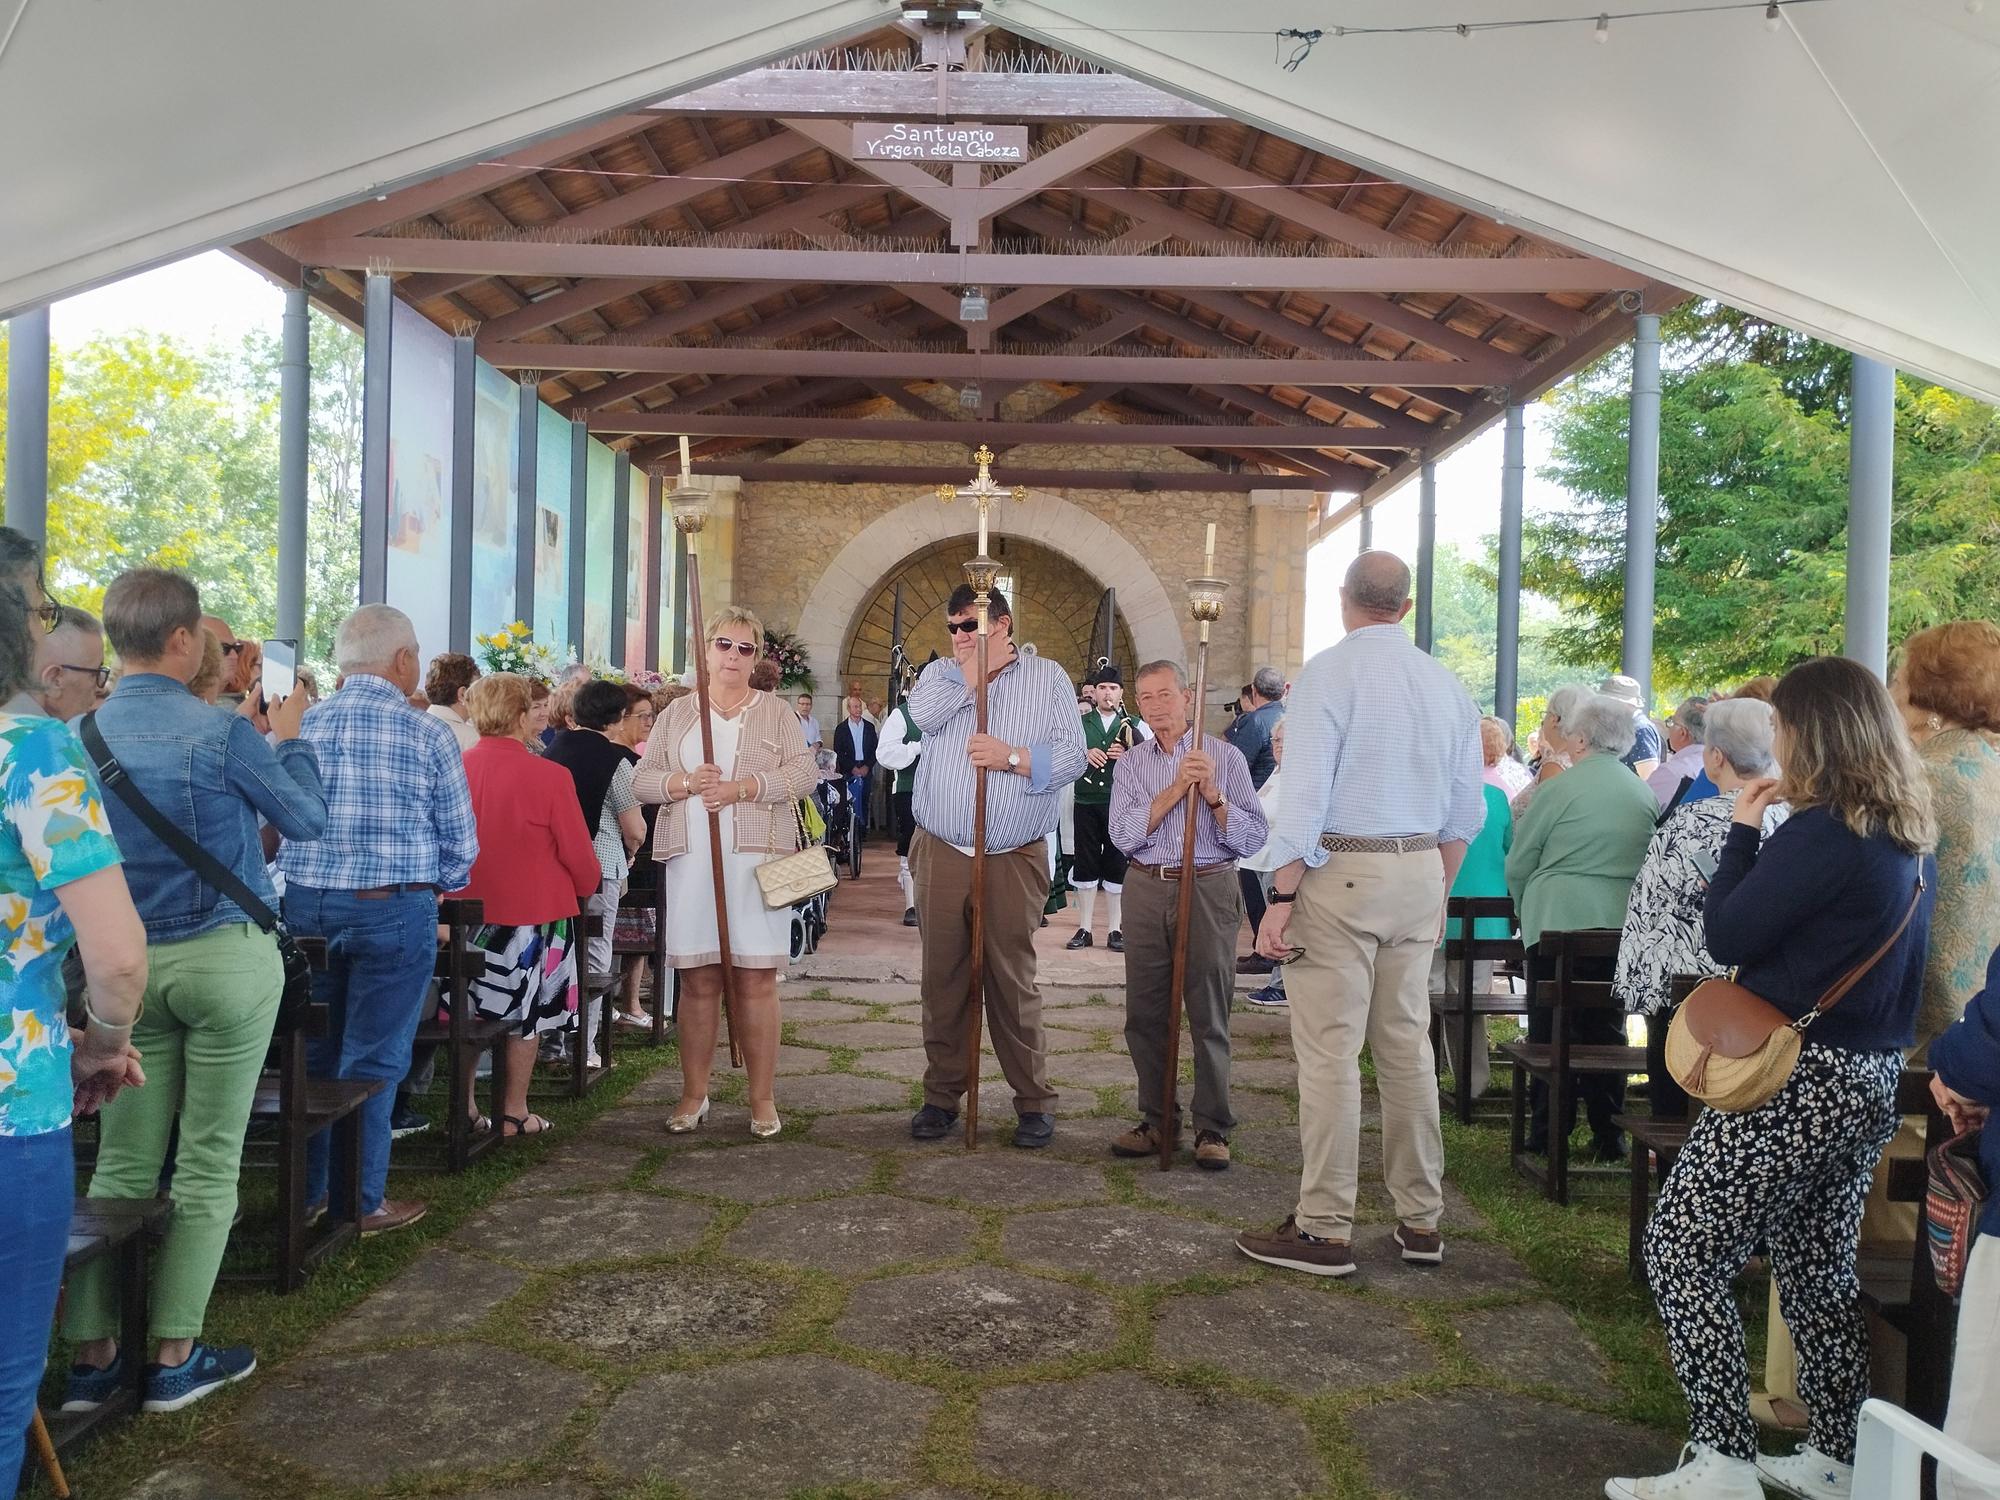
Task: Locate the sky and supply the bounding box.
[50,249,1571,659]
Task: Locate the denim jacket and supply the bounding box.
[90,674,328,943]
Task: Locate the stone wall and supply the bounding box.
[725,390,1303,726]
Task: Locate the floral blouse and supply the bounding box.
[0,711,123,1136]
[1612,789,1788,1015]
[1915,729,2000,1058]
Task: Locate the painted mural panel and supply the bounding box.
[533,404,572,656]
[582,439,615,664]
[470,360,519,635]
[625,473,651,669]
[385,301,453,664]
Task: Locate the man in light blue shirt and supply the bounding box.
[1236,552,1484,1280]
[905,584,1085,1149]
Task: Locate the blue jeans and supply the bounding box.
[282,886,437,1216]
[1,1127,73,1498]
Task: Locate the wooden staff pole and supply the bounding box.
[683,548,743,1071]
[1160,526,1225,1170]
[963,580,993,1150]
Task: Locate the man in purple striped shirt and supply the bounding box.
[1108,659,1267,1171]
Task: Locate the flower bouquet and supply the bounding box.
[763,629,815,693]
[476,622,572,682]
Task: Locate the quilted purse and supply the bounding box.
[1665,873,1923,1113]
[1926,1127,1989,1298]
[753,801,838,910]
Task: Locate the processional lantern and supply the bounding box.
[669,434,709,540]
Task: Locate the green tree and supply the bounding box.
[1416,541,1583,713]
[1526,304,2000,693]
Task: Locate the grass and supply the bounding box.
[35,1001,1709,1500]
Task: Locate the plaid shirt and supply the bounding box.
[277,674,478,891]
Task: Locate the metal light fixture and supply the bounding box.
[959,382,982,411]
[959,288,989,322]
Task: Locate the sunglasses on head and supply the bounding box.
[945,618,985,636]
[32,598,61,635]
[711,637,757,657]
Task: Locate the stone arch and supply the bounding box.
[794,490,1185,699]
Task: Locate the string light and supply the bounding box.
[1258,0,1830,50]
[1764,2,1783,29]
[1595,12,1612,41]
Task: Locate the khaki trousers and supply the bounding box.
[1288,849,1447,1238]
[912,829,1057,1114]
[1122,864,1241,1137]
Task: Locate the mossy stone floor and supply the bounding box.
[50,984,1690,1499]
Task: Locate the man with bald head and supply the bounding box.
[1235,550,1484,1279]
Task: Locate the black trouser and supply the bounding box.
[894,786,916,858]
[1525,949,1625,1151]
[1645,1008,1691,1123]
[1238,868,1267,945]
[1072,800,1127,887]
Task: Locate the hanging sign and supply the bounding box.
[852,121,1029,163]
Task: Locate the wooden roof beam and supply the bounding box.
[588,410,1435,449]
[651,68,1227,123]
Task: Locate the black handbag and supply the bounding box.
[79,713,316,1028]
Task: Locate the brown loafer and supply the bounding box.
[1393,1223,1444,1264]
[360,1199,429,1237]
[1194,1131,1231,1171]
[1109,1120,1178,1158]
[1236,1216,1355,1277]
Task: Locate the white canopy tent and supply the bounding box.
[3,0,1997,398]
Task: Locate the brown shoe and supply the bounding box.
[1109,1120,1178,1158]
[1194,1131,1231,1171]
[359,1199,429,1237]
[1235,1216,1355,1277]
[1393,1223,1444,1264]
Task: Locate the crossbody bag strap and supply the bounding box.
[1803,870,1927,1024]
[78,712,281,935]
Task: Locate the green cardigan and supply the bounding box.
[1442,782,1514,942]
[1504,752,1658,950]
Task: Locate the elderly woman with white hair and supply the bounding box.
[1614,698,1789,1120]
[1505,692,1660,1160]
[1511,683,1594,823]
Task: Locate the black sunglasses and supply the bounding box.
[711,637,757,657]
[945,618,985,636]
[58,664,112,691]
[220,640,246,656]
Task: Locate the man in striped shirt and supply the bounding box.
[1234,552,1484,1279]
[905,584,1086,1149]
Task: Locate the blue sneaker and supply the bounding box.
[60,1356,124,1413]
[141,1342,257,1412]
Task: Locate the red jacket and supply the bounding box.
[450,736,600,925]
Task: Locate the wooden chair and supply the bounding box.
[408,897,507,1172]
[1613,973,1702,1280]
[608,879,669,1048]
[1428,895,1526,1125]
[1858,1068,1955,1429]
[43,1197,174,1457]
[568,911,617,1098]
[1499,927,1644,1204]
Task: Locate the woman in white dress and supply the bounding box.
[634,606,818,1137]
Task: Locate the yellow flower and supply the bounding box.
[509,621,530,637]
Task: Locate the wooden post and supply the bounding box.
[963,582,992,1150]
[683,547,743,1071]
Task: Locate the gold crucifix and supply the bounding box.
[935,445,1027,574]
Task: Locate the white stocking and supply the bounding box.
[1104,888,1123,935]
[1076,886,1098,932]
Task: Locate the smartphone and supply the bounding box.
[261,639,298,703]
[1692,847,1719,883]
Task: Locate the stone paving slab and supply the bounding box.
[128,1467,254,1500]
[1154,1280,1436,1391]
[1227,1123,1304,1169]
[1128,1159,1298,1228]
[461,1489,594,1500]
[1048,1050,1152,1088]
[782,982,924,1007]
[1230,1056,1303,1091]
[502,1136,650,1191]
[775,994,889,1020]
[894,1149,1111,1208]
[791,1018,929,1049]
[726,1193,977,1274]
[1347,1389,1682,1499]
[525,1265,787,1358]
[455,1190,713,1265]
[852,1045,1005,1082]
[655,1140,876,1202]
[595,1356,937,1499]
[1350,1230,1536,1299]
[1110,1085,1300,1126]
[1039,1113,1153,1163]
[778,1071,915,1112]
[312,1249,527,1351]
[835,1264,1120,1367]
[588,1102,751,1150]
[806,1110,947,1152]
[237,1343,591,1487]
[1456,1300,1614,1401]
[976,1371,1323,1499]
[1001,1204,1243,1285]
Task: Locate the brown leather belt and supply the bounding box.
[1318,833,1439,855]
[352,883,437,900]
[1128,859,1234,880]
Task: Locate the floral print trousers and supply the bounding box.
[1643,1041,1902,1463]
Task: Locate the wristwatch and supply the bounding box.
[1206,795,1227,813]
[1269,888,1298,904]
[1007,750,1022,770]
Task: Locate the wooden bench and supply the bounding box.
[1613,975,1702,1282]
[1428,895,1526,1125]
[609,877,673,1049]
[568,911,616,1098]
[1500,927,1645,1204]
[408,897,507,1172]
[43,1197,175,1457]
[1858,1068,1954,1429]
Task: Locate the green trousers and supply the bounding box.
[66,924,282,1344]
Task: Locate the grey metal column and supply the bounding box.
[276,287,310,645]
[4,306,50,546]
[514,374,538,629]
[1622,312,1661,704]
[567,417,588,655]
[1358,502,1373,550]
[1414,459,1438,654]
[670,519,689,675]
[609,452,631,669]
[1845,355,1896,677]
[1495,405,1526,728]
[447,334,476,652]
[358,273,394,604]
[643,470,664,671]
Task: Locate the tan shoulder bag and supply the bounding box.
[1665,872,1924,1113]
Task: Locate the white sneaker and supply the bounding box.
[1605,1443,1764,1499]
[1756,1444,1853,1499]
